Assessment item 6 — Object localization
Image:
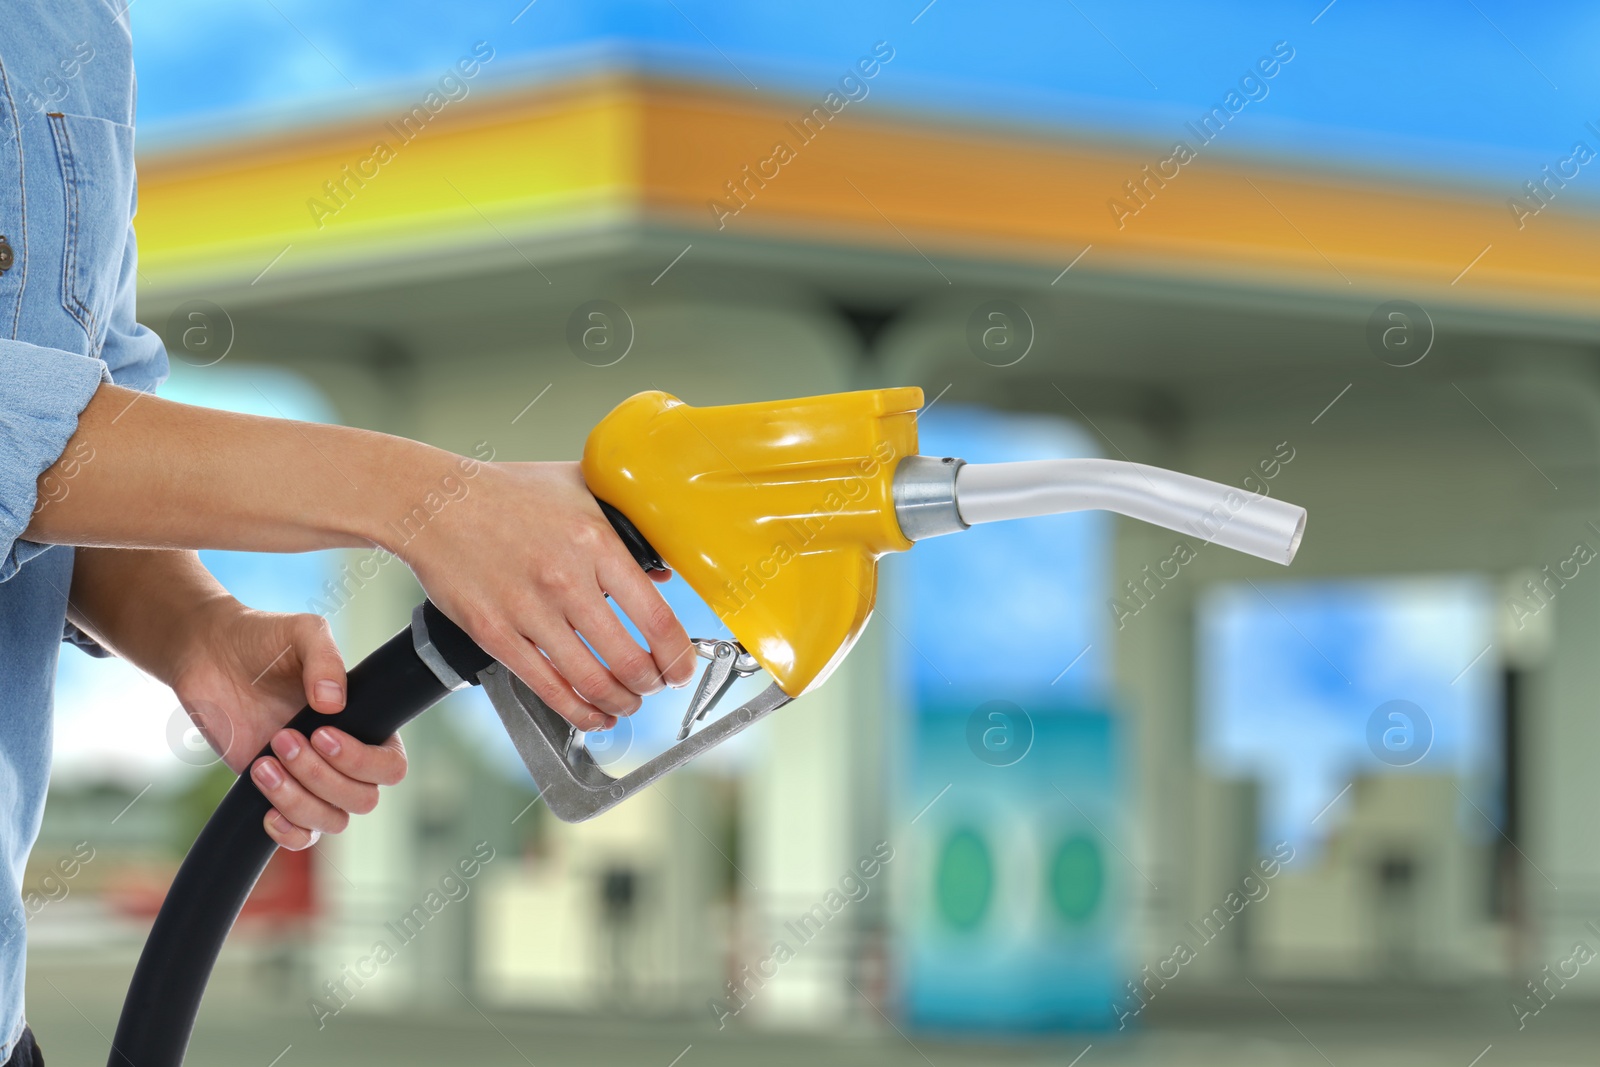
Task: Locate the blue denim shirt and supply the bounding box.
[0,3,168,1055]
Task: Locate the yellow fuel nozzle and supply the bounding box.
[509,387,1306,822]
[582,387,924,697]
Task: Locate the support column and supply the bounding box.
[742,653,860,1025]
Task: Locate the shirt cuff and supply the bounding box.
[0,339,110,583]
[63,617,112,658]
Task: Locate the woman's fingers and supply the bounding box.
[310,727,407,787]
[251,752,348,838]
[269,729,382,813]
[536,621,641,718]
[251,727,406,849]
[567,597,667,699]
[263,809,319,851]
[599,555,696,688]
[432,583,618,732]
[496,634,615,731]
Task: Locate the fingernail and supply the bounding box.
[315,680,344,706]
[253,760,283,789]
[312,728,341,757]
[274,730,302,761]
[270,810,292,833]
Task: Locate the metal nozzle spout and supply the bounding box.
[892,456,1306,565]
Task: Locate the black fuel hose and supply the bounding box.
[107,601,491,1067]
[108,505,665,1066]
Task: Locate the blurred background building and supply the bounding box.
[24,1,1600,1063]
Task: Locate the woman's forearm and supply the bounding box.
[27,380,699,730]
[25,383,451,554]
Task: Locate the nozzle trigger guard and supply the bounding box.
[481,661,790,823]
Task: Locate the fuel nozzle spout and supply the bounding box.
[892,455,1306,566]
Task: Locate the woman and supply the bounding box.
[0,6,693,1062]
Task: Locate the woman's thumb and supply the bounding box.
[295,614,347,713]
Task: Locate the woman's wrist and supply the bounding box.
[158,591,248,688]
[69,548,241,687]
[354,437,489,560]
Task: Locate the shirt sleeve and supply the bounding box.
[0,339,109,583]
[98,190,169,394]
[57,206,167,654]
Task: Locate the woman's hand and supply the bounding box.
[168,598,406,851]
[399,461,697,733]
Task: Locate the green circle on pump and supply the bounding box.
[1050,834,1103,924]
[935,828,993,930]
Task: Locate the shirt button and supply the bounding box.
[0,235,12,275]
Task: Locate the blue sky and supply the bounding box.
[129,0,1600,191]
[1198,575,1497,854]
